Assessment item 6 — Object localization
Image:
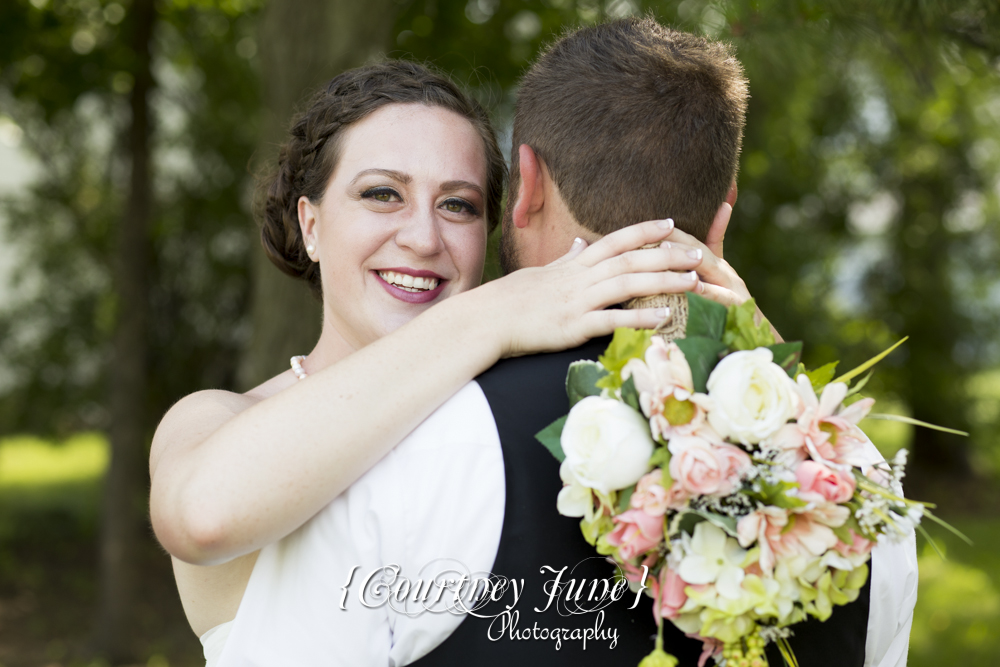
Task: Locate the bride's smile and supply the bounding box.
[296,102,489,350]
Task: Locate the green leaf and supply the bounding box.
[535,416,567,462]
[674,336,728,393]
[863,413,969,436]
[620,375,641,411]
[581,514,614,546]
[722,298,775,351]
[566,360,608,407]
[831,337,907,385]
[649,446,671,468]
[767,342,803,377]
[844,370,873,397]
[596,328,653,391]
[617,485,635,513]
[750,478,807,509]
[676,510,738,537]
[684,292,728,341]
[805,361,839,391]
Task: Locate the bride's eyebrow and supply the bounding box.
[440,180,484,199]
[350,168,411,185]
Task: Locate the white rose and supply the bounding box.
[560,396,654,495]
[706,348,797,445]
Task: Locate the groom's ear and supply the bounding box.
[512,144,546,229]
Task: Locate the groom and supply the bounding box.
[413,18,915,667]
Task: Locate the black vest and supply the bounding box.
[413,338,870,666]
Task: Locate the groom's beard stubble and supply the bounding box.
[498,207,521,275]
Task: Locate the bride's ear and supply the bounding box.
[512,144,546,229]
[298,195,320,261]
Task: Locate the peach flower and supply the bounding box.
[630,469,672,516]
[606,509,664,561]
[795,460,856,504]
[668,435,751,498]
[770,376,874,467]
[622,338,713,441]
[737,506,843,576]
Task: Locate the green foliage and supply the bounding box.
[767,342,803,378]
[0,0,263,436]
[566,360,608,406]
[684,292,728,341]
[674,336,728,393]
[723,298,776,351]
[805,362,839,391]
[535,416,567,462]
[596,327,653,390]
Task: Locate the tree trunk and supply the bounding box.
[93,0,155,659]
[238,0,399,389]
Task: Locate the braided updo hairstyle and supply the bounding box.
[260,60,507,297]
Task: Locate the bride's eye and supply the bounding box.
[441,198,478,216]
[361,186,401,203]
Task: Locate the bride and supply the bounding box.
[148,60,747,663]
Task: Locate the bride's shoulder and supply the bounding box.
[149,371,297,473]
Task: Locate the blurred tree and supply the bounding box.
[238,0,401,388]
[0,0,262,659]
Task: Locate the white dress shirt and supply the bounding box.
[210,381,916,667]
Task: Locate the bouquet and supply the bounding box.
[535,293,959,667]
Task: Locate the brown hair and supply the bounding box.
[260,60,506,297]
[508,17,748,241]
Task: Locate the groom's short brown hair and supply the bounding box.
[509,18,748,241]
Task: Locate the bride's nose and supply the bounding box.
[394,205,445,256]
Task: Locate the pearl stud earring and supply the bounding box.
[306,244,316,257]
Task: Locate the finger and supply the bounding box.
[698,282,745,308]
[661,226,734,286]
[574,219,675,267]
[546,236,589,267]
[579,307,673,339]
[705,202,731,259]
[587,270,700,309]
[591,243,703,282]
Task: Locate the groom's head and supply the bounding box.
[501,18,748,272]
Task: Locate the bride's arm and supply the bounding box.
[150,220,703,566]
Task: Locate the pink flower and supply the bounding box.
[669,436,751,498]
[696,637,724,667]
[623,339,713,441]
[770,376,875,467]
[631,470,671,516]
[606,509,663,561]
[655,566,689,621]
[795,460,856,504]
[834,529,875,560]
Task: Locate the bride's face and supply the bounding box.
[300,103,489,350]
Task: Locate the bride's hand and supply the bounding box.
[472,219,707,358]
[648,203,783,341]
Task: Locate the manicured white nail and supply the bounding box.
[687,271,698,281]
[657,218,674,230]
[656,307,671,318]
[572,237,584,247]
[687,248,702,260]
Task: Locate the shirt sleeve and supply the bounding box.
[866,529,918,667]
[859,437,919,667]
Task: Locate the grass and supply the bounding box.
[0,434,202,667]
